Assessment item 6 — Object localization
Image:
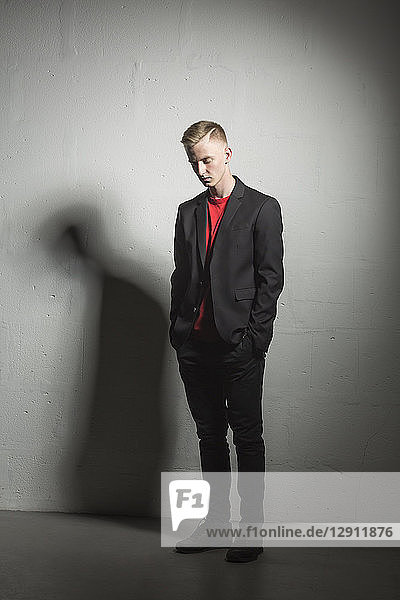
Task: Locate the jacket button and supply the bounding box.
[193,307,197,312]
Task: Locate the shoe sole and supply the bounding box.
[175,546,228,554]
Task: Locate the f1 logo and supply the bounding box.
[169,480,210,531]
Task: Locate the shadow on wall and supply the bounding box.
[37,196,168,518]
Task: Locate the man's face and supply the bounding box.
[185,134,231,189]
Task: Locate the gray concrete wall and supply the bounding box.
[0,0,399,515]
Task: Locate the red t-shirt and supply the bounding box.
[193,193,230,341]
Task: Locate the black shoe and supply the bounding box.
[225,546,263,563]
[175,546,214,554]
[175,518,231,554]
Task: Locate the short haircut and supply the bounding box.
[181,120,227,149]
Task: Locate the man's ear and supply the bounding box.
[225,146,233,163]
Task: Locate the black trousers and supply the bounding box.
[176,330,266,523]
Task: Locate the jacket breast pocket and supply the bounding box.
[232,224,251,231]
[235,287,256,301]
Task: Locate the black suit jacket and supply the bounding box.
[169,176,284,354]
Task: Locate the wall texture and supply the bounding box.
[0,0,399,515]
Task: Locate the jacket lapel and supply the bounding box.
[215,176,245,239]
[195,191,208,268]
[194,176,246,268]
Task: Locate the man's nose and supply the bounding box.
[197,162,206,176]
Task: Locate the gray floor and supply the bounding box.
[0,511,398,600]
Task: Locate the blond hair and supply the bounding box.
[181,120,227,149]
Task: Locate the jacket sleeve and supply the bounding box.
[248,197,284,353]
[170,205,189,325]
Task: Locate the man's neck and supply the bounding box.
[209,173,236,199]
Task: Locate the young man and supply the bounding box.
[169,121,284,562]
